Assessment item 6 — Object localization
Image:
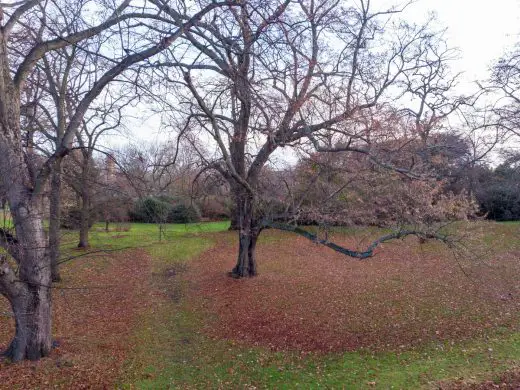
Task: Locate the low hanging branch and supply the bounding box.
[262,221,454,259]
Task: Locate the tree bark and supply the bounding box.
[2,202,52,362]
[77,189,90,248]
[230,192,258,277]
[0,29,53,362]
[4,283,52,362]
[49,159,62,281]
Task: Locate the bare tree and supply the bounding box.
[0,0,236,361]
[69,93,132,248]
[488,43,520,135]
[32,43,104,279]
[148,0,467,277]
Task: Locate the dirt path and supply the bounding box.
[0,249,152,389]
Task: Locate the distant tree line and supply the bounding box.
[51,138,520,230]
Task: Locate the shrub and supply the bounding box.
[129,197,173,223]
[61,208,96,229]
[200,197,229,220]
[168,203,201,223]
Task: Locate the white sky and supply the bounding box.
[119,0,520,155]
[403,0,520,90]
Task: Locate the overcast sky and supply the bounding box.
[404,0,520,89]
[118,0,520,151]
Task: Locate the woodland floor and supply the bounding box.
[0,221,519,388]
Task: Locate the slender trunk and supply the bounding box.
[77,187,90,248]
[230,192,258,277]
[77,160,91,248]
[3,202,52,361]
[49,160,62,282]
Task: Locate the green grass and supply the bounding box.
[59,221,229,251]
[113,221,520,389]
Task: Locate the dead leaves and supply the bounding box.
[0,249,152,389]
[186,231,520,354]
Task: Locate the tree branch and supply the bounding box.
[262,221,453,259]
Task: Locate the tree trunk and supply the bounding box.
[0,29,52,362]
[49,160,62,282]
[77,189,90,248]
[77,162,91,248]
[228,207,239,231]
[2,202,52,362]
[4,283,52,362]
[230,193,258,277]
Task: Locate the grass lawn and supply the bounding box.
[0,220,519,388]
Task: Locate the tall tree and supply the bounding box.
[0,0,236,361]
[152,0,463,277]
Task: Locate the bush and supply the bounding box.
[61,208,96,229]
[478,185,520,221]
[129,197,201,224]
[129,197,173,223]
[200,197,229,220]
[168,203,201,223]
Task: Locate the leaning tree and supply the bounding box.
[0,0,237,362]
[148,0,469,277]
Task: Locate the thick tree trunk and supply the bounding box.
[0,28,52,362]
[4,283,52,362]
[2,202,52,362]
[49,160,62,282]
[230,193,258,277]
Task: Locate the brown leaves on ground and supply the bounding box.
[0,249,152,389]
[439,368,520,389]
[187,230,520,354]
[0,226,518,388]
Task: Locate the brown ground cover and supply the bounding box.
[0,225,519,388]
[439,368,520,389]
[187,230,520,354]
[0,249,152,389]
